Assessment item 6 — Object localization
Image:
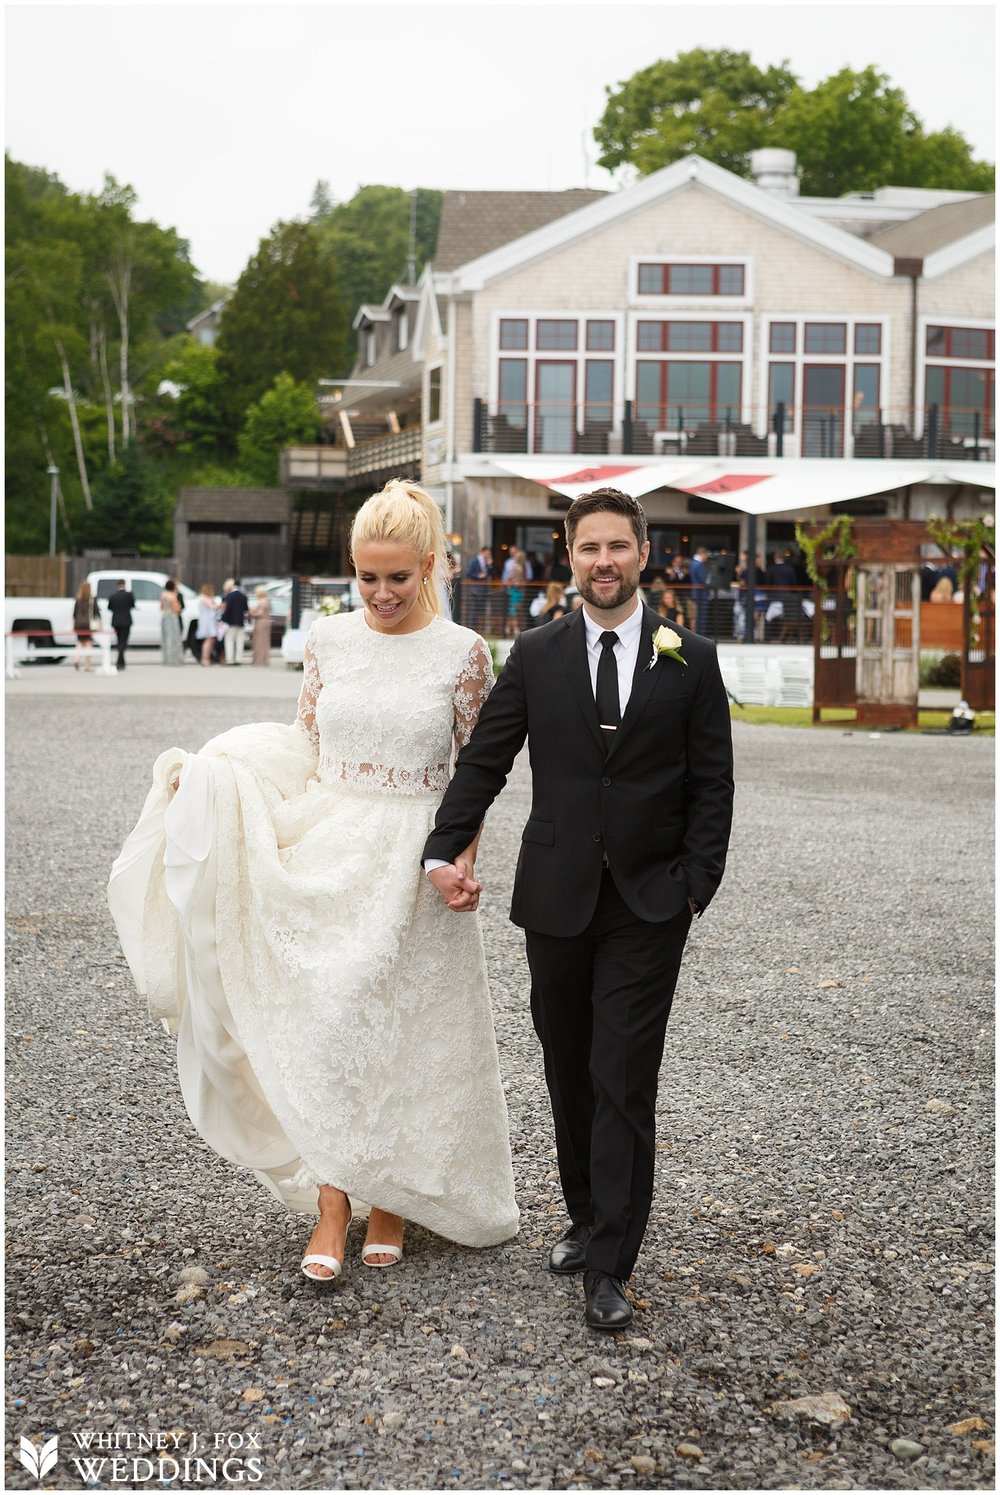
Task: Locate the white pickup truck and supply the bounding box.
[5,569,202,660]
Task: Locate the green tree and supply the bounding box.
[151,339,233,456]
[237,372,322,484]
[76,444,173,554]
[593,51,995,195]
[216,219,349,421]
[594,49,798,176]
[778,67,994,195]
[316,184,442,334]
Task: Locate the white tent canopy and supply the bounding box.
[486,456,996,516]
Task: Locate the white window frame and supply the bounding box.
[627,310,755,438]
[915,314,995,440]
[425,363,443,429]
[488,311,627,453]
[628,254,753,309]
[757,314,891,457]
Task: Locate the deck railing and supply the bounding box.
[471,400,995,461]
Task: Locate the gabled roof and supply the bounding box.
[445,157,904,289]
[352,304,391,330]
[869,194,995,259]
[434,189,607,271]
[384,283,420,307]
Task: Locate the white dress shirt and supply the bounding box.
[425,598,646,875]
[581,597,645,720]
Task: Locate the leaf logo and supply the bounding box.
[17,1434,58,1482]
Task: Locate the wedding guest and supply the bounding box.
[159,578,184,667]
[106,579,135,672]
[220,578,249,665]
[249,586,272,666]
[196,584,219,667]
[73,580,100,673]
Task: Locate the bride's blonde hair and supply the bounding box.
[350,478,450,617]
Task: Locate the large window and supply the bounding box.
[924,324,995,439]
[636,361,742,428]
[637,262,746,296]
[637,321,743,353]
[762,316,889,455]
[492,313,624,452]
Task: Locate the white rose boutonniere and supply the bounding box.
[646,624,687,671]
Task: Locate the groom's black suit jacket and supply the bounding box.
[425,603,734,937]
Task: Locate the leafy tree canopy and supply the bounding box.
[315,184,442,335]
[215,219,349,420]
[594,50,994,195]
[75,444,173,554]
[237,371,322,485]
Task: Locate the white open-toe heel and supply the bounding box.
[361,1242,404,1268]
[301,1253,342,1282]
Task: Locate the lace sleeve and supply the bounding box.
[453,636,495,753]
[295,631,322,752]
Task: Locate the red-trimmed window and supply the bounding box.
[853,364,881,425]
[637,263,745,296]
[536,320,578,351]
[804,323,847,355]
[769,323,796,354]
[635,361,742,426]
[768,363,794,429]
[586,320,615,351]
[854,324,882,356]
[499,319,528,350]
[925,366,994,439]
[498,360,528,428]
[927,325,994,360]
[637,321,743,353]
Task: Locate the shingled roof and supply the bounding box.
[868,194,995,258]
[433,189,608,270]
[176,489,291,523]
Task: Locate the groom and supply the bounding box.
[424,489,734,1330]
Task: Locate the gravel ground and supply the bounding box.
[5,687,994,1493]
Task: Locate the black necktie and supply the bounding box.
[596,631,620,748]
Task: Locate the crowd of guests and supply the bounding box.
[194,579,272,668]
[460,542,815,640]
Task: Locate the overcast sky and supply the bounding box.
[5,1,995,286]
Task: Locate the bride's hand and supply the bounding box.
[428,862,481,913]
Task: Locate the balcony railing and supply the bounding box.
[471,400,995,462]
[281,427,422,487]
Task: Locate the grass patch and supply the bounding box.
[731,705,995,735]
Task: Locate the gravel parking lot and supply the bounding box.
[6,671,994,1492]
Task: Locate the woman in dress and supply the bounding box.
[159,578,184,666]
[248,586,271,667]
[196,584,219,666]
[108,480,518,1285]
[73,580,100,672]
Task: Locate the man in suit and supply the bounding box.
[220,578,249,665]
[465,545,493,632]
[424,488,733,1331]
[689,545,711,634]
[106,579,135,672]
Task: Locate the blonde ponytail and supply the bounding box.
[350,478,450,616]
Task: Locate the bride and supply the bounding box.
[109,480,518,1283]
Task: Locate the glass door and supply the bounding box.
[535,362,576,453]
[803,365,845,456]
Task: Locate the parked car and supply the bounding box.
[5,570,201,661]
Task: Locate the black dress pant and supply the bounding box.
[114,626,130,669]
[525,868,691,1279]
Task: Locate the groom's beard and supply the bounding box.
[576,573,640,612]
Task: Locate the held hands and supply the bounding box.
[428,858,482,913]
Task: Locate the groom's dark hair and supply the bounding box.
[565,488,648,551]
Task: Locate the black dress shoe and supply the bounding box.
[583,1270,633,1330]
[548,1223,592,1274]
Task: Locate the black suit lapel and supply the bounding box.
[606,605,660,760]
[555,609,606,756]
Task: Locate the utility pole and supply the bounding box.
[47,464,59,556]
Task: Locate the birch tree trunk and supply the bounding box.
[55,337,93,509]
[97,323,117,463]
[108,248,132,448]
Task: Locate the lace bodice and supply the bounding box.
[295,610,493,794]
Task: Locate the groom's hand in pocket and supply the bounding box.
[428,861,482,912]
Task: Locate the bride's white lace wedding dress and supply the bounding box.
[109,609,519,1245]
